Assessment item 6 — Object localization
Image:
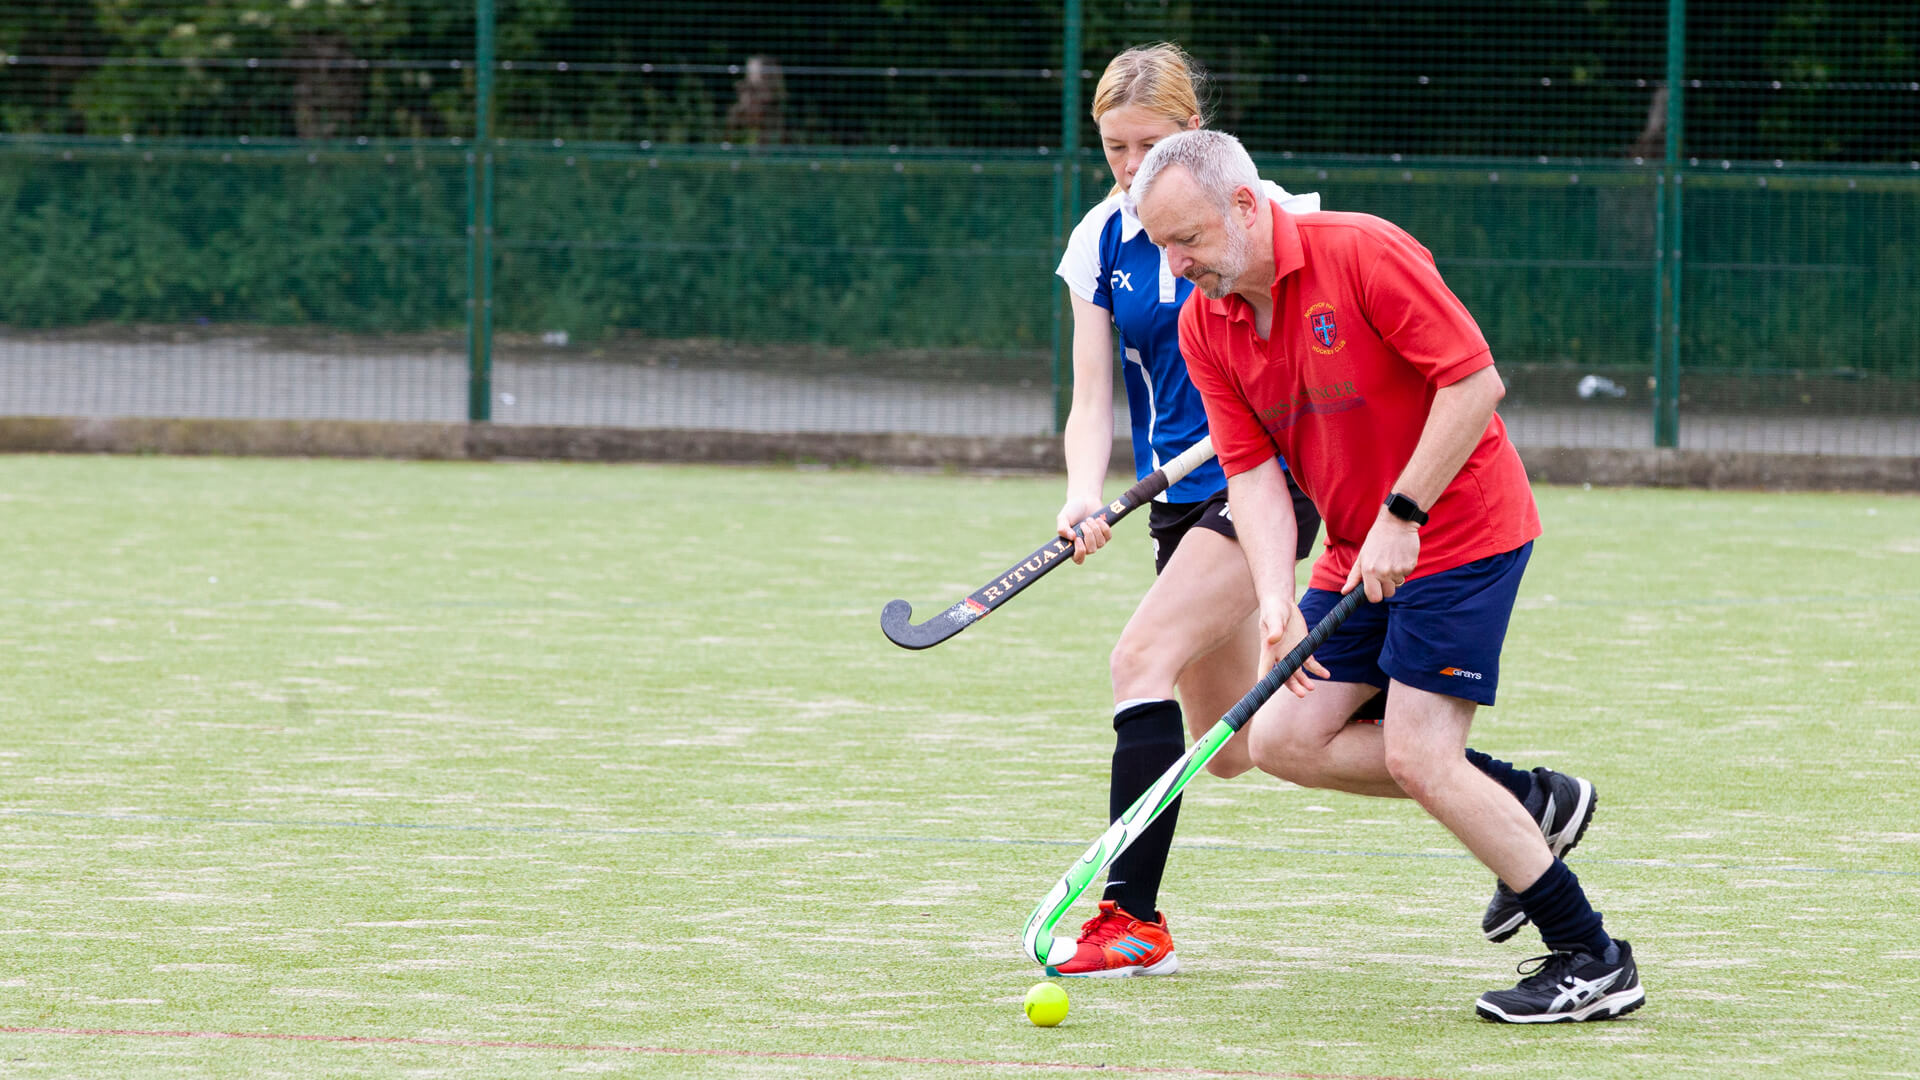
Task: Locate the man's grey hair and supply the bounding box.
[1132,129,1261,214]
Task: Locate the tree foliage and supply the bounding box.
[0,1,1912,161]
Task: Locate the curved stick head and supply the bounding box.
[1022,885,1083,966]
[880,598,978,650]
[880,598,916,638]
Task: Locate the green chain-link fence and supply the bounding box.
[2,1,1915,453]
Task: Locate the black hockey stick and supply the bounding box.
[880,436,1216,650]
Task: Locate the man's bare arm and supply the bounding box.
[1391,365,1505,508]
[1228,457,1325,696]
[1346,364,1507,601]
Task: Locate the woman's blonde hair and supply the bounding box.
[1091,44,1208,195]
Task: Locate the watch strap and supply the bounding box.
[1384,492,1429,526]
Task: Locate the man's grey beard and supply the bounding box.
[1193,217,1250,299]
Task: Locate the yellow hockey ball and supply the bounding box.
[1024,982,1069,1027]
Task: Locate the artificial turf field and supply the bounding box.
[0,453,1915,1080]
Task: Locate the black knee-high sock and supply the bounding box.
[1515,859,1614,957]
[1102,699,1186,922]
[1465,747,1535,805]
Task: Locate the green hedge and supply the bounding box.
[3,146,1916,383]
[490,152,1058,352]
[0,149,468,331]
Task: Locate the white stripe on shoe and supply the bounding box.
[1475,984,1645,1023]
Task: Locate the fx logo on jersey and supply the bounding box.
[1110,270,1135,292]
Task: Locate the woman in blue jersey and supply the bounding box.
[1044,43,1325,978]
[1042,45,1594,979]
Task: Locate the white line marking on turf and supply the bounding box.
[2,808,1913,878]
[0,1025,1453,1080]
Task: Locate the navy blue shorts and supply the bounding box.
[1296,542,1532,707]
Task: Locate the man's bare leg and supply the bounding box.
[1245,680,1400,798]
[1376,680,1551,890]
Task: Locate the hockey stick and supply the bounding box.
[1020,587,1366,966]
[880,436,1216,650]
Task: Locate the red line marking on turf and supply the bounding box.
[0,1025,1449,1080]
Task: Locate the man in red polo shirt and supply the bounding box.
[1131,129,1644,1024]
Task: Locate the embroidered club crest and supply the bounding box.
[1304,301,1345,354]
[1311,312,1337,349]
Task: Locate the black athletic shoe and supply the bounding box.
[1482,767,1598,943]
[1475,939,1644,1023]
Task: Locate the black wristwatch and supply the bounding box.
[1383,492,1429,526]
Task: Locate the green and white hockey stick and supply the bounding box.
[1020,588,1366,966]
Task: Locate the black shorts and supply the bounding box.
[1146,470,1322,575]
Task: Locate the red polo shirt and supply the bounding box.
[1180,206,1540,591]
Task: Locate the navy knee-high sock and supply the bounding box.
[1103,699,1186,922]
[1465,747,1535,805]
[1515,859,1614,958]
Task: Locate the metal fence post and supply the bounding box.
[1051,0,1083,436]
[1651,169,1666,440]
[1655,0,1685,448]
[467,0,496,423]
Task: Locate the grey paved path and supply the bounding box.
[3,336,1915,456]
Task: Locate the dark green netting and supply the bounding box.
[0,1,1913,451]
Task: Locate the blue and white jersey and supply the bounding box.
[1056,180,1320,502]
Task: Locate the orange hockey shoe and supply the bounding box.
[1044,899,1179,978]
